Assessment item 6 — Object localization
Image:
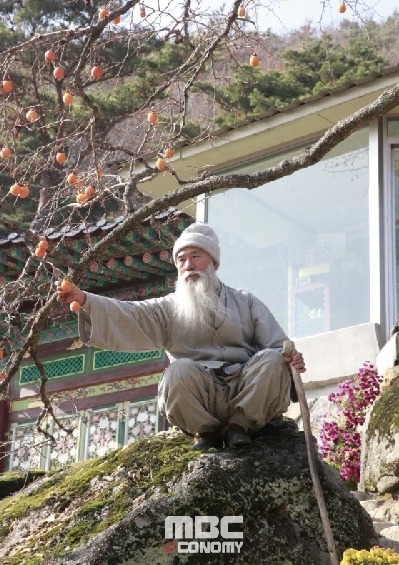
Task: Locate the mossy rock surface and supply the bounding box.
[360,378,399,494]
[367,377,399,440]
[0,425,376,565]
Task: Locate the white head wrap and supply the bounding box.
[173,223,220,268]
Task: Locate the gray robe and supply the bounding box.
[78,283,288,367]
[78,283,292,433]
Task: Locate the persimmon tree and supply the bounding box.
[0,0,398,438]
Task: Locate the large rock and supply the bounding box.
[1,422,376,565]
[288,395,340,438]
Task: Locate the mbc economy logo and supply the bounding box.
[164,515,244,554]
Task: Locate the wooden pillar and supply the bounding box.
[0,398,9,472]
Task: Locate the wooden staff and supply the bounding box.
[282,339,339,565]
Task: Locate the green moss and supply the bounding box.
[7,557,43,565]
[0,433,198,565]
[367,379,399,441]
[119,434,199,490]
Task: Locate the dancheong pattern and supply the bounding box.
[8,399,160,471]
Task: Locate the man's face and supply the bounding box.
[176,246,215,281]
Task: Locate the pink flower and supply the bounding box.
[318,362,381,485]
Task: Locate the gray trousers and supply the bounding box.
[158,349,291,435]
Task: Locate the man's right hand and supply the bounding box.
[55,280,86,307]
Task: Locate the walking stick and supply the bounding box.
[282,340,339,565]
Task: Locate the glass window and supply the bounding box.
[387,118,399,138]
[393,148,399,316]
[207,128,370,338]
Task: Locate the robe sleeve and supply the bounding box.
[249,293,288,352]
[78,292,171,352]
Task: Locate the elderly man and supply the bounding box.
[56,223,305,451]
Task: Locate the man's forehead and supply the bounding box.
[177,246,205,257]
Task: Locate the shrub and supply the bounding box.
[319,361,382,487]
[341,546,399,564]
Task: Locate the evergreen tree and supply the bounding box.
[207,27,389,124]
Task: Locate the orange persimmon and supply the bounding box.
[147,110,158,124]
[44,49,56,62]
[2,80,13,93]
[156,157,167,171]
[67,171,78,185]
[90,66,103,79]
[9,183,21,197]
[76,192,88,204]
[164,147,175,158]
[18,185,29,198]
[56,152,67,165]
[53,66,64,80]
[63,92,74,105]
[98,8,109,19]
[61,279,72,292]
[85,185,96,198]
[0,147,12,158]
[26,108,38,122]
[249,53,260,67]
[38,239,49,251]
[70,300,80,312]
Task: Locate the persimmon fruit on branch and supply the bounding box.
[0,147,12,159]
[63,92,74,106]
[70,301,80,313]
[55,152,67,165]
[44,49,56,63]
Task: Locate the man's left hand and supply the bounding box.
[284,351,306,373]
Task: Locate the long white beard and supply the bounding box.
[174,264,220,329]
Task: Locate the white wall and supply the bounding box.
[294,322,383,389]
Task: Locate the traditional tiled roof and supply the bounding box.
[0,210,193,300]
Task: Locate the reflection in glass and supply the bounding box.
[387,119,399,138]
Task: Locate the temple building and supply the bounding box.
[0,211,192,471]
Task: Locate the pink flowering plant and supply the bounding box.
[319,361,382,488]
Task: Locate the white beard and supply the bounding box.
[174,264,221,330]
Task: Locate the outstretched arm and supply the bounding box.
[56,281,171,353]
